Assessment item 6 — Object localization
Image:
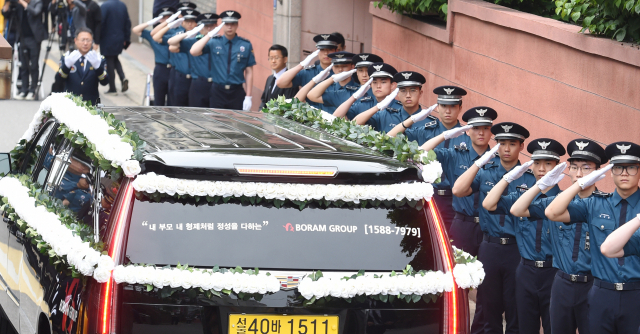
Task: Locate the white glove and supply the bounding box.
[243,96,252,111]
[577,164,613,189]
[185,24,204,38]
[376,88,399,111]
[85,50,102,69]
[537,162,567,191]
[332,69,356,83]
[146,16,163,26]
[64,50,82,68]
[352,78,372,100]
[503,160,534,183]
[300,49,320,68]
[410,103,437,122]
[475,143,500,168]
[312,64,333,83]
[207,22,225,38]
[443,125,473,140]
[165,11,181,23]
[167,18,184,29]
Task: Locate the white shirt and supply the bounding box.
[272,67,287,94]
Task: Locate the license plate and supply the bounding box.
[229,314,339,334]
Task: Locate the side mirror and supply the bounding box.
[0,153,11,176]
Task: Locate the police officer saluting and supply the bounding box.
[190,10,255,110]
[508,139,608,334]
[452,122,536,334]
[168,13,220,107]
[132,6,175,106]
[306,53,382,113]
[55,28,108,105]
[547,141,640,334]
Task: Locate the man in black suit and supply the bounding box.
[260,44,298,109]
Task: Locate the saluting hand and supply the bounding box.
[186,24,204,38]
[312,64,334,83]
[207,22,225,38]
[443,125,473,140]
[165,11,181,23]
[146,16,163,26]
[537,162,566,191]
[352,78,372,100]
[167,18,184,29]
[475,143,500,168]
[410,103,437,122]
[503,160,534,183]
[577,163,613,189]
[332,69,356,83]
[376,88,399,111]
[300,49,320,68]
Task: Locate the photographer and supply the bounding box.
[51,0,87,50]
[2,0,47,100]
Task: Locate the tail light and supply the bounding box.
[99,179,135,334]
[427,199,469,334]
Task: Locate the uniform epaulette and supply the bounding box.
[482,160,497,169]
[454,142,469,151]
[305,64,316,69]
[345,85,358,90]
[211,35,223,39]
[592,190,612,197]
[423,115,438,128]
[525,169,534,174]
[360,96,372,102]
[516,184,530,192]
[387,107,400,113]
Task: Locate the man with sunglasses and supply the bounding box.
[546,141,640,334]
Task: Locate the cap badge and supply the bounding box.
[163,7,170,10]
[373,65,383,72]
[321,34,330,40]
[226,11,234,16]
[443,88,455,95]
[186,10,193,15]
[538,141,551,150]
[501,124,513,133]
[360,55,369,60]
[476,108,487,116]
[401,73,412,79]
[576,141,589,150]
[204,14,211,18]
[335,54,344,58]
[617,144,631,154]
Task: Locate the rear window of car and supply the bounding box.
[125,197,437,272]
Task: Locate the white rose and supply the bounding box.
[453,265,473,289]
[298,277,315,300]
[421,162,442,183]
[153,268,171,288]
[93,267,112,283]
[122,160,141,178]
[112,265,127,283]
[97,255,115,271]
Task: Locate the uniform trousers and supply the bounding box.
[169,69,192,107]
[153,63,170,106]
[432,191,454,232]
[588,281,640,334]
[19,36,40,94]
[210,83,245,110]
[105,55,125,92]
[450,213,483,257]
[549,271,592,334]
[477,240,520,334]
[189,77,212,107]
[515,261,556,334]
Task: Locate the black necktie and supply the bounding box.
[79,56,85,75]
[572,222,582,262]
[535,194,547,253]
[227,41,232,75]
[618,199,628,265]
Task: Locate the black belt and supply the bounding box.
[435,189,452,196]
[594,278,640,291]
[557,271,593,283]
[483,234,517,245]
[166,63,172,68]
[214,83,243,90]
[195,77,213,83]
[156,62,169,67]
[175,69,192,79]
[454,212,479,223]
[521,258,553,268]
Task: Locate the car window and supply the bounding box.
[126,197,437,272]
[21,121,55,175]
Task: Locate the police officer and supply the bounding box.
[55,28,108,105]
[275,33,339,110]
[388,86,469,232]
[297,51,356,113]
[306,53,382,113]
[332,63,400,123]
[132,6,175,106]
[168,13,220,107]
[509,139,608,334]
[418,107,497,334]
[154,4,200,106]
[190,10,256,110]
[483,139,566,334]
[452,122,536,334]
[547,142,640,334]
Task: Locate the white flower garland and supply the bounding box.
[297,271,454,301]
[133,172,435,203]
[21,93,140,177]
[452,246,485,289]
[0,176,114,282]
[112,265,281,294]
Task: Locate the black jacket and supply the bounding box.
[82,0,101,44]
[260,71,299,109]
[1,0,47,43]
[99,0,131,56]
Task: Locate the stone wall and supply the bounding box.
[371,0,640,191]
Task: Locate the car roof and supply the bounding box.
[105,107,420,183]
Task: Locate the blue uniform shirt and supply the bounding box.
[434,144,490,216]
[162,27,191,75]
[141,29,170,64]
[365,102,433,134]
[623,228,640,257]
[202,34,256,85]
[290,64,333,110]
[321,79,360,114]
[344,89,376,119]
[567,188,640,283]
[471,160,537,238]
[63,189,92,213]
[529,194,592,275]
[179,36,211,79]
[491,184,559,261]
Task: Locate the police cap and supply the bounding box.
[433,85,467,105]
[313,34,340,49]
[527,138,566,160]
[220,10,241,23]
[177,2,196,11]
[182,9,200,21]
[605,141,640,164]
[393,71,426,88]
[367,63,397,79]
[329,51,355,64]
[462,107,497,127]
[567,139,607,165]
[197,13,218,25]
[351,53,383,68]
[154,6,176,17]
[491,122,530,141]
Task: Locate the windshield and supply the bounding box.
[125,197,437,271]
